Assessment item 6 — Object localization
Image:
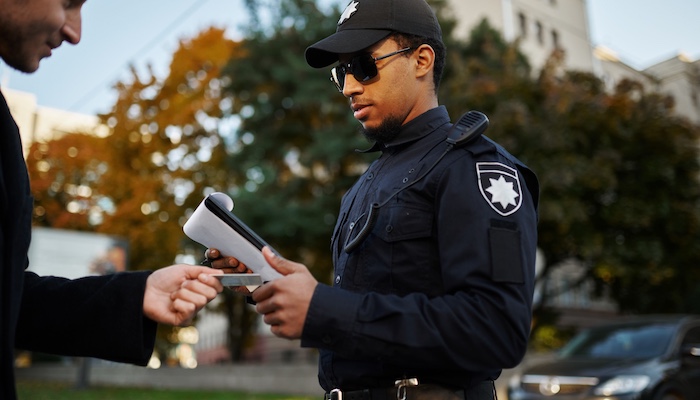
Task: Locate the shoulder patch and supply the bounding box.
[477,162,522,216]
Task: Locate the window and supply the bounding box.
[561,324,675,360]
[536,21,544,45]
[518,12,527,37]
[551,29,560,49]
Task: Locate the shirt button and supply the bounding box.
[335,275,341,284]
[366,173,374,180]
[385,225,393,233]
[322,335,332,344]
[402,177,409,183]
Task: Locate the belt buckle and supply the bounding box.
[394,378,419,400]
[329,388,342,400]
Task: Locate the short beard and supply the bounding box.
[0,17,39,73]
[361,115,404,144]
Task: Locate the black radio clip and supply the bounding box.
[446,110,489,147]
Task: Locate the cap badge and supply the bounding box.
[338,1,359,25]
[477,162,522,216]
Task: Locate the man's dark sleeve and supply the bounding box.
[15,271,157,366]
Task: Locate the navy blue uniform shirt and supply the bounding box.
[300,106,539,392]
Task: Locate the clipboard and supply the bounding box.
[183,192,283,283]
[204,195,268,251]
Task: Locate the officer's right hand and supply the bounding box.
[252,247,318,339]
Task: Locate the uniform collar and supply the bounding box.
[357,106,451,153]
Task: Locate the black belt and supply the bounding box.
[324,380,495,400]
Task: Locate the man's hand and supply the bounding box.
[252,247,318,339]
[204,248,250,273]
[143,265,224,326]
[204,248,255,295]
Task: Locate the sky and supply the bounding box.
[1,0,699,116]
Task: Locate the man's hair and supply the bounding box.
[392,33,446,94]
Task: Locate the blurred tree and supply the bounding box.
[95,27,239,272]
[30,27,238,270]
[27,27,243,361]
[441,20,700,326]
[220,0,373,281]
[29,132,111,230]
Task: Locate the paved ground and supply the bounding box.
[17,362,522,398]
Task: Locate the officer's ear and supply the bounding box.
[414,44,435,80]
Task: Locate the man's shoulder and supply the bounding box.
[441,135,539,198]
[445,135,531,174]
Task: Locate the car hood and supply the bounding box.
[523,357,657,378]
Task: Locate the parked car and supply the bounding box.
[507,315,700,400]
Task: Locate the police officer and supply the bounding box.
[215,0,539,398]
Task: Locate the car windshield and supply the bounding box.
[559,322,677,360]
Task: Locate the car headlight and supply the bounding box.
[593,375,650,396]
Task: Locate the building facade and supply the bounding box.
[3,87,107,157]
[447,0,700,125]
[449,0,594,73]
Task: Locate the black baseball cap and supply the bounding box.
[305,0,443,68]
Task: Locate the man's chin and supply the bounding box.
[20,60,42,74]
[360,116,403,144]
[4,56,42,74]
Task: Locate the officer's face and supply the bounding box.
[338,38,423,134]
[0,0,85,73]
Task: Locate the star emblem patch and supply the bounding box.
[477,162,522,216]
[338,1,359,25]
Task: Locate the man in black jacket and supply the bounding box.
[0,1,225,398]
[211,0,539,399]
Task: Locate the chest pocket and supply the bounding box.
[378,204,433,242]
[357,204,437,295]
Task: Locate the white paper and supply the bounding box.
[183,192,282,282]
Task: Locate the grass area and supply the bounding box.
[17,381,316,400]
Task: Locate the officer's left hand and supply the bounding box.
[252,247,318,339]
[204,248,254,295]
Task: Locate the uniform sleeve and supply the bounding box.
[15,271,157,366]
[301,152,539,372]
[427,154,539,369]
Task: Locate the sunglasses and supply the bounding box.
[330,47,413,92]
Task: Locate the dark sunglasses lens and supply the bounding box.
[331,54,379,91]
[355,54,378,82]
